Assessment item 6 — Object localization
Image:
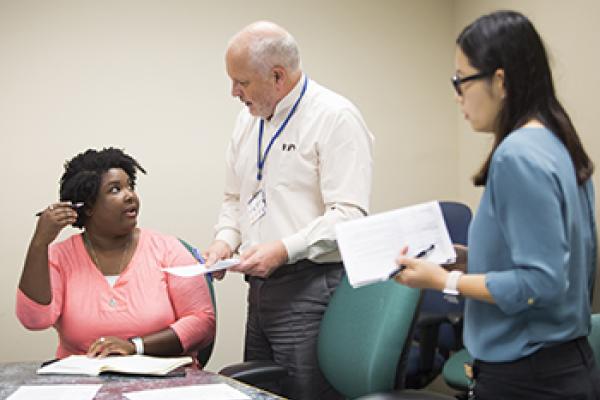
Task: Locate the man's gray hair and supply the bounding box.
[247,32,301,76]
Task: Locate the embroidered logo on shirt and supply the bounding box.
[282,143,296,151]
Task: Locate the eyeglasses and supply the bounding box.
[451,72,491,96]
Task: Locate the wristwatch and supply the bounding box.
[443,270,464,303]
[130,336,144,355]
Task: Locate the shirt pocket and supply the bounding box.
[268,139,318,191]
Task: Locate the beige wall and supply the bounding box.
[0,0,456,369]
[0,0,598,371]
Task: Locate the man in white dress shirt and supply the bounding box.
[204,21,373,399]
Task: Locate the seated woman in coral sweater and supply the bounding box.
[17,148,215,364]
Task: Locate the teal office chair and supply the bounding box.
[441,348,471,394]
[179,239,216,367]
[588,313,600,364]
[318,276,421,398]
[220,275,422,399]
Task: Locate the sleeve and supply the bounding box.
[214,121,243,251]
[15,256,64,329]
[166,240,216,352]
[485,150,569,315]
[282,107,374,263]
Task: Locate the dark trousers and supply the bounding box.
[473,337,600,399]
[245,260,344,400]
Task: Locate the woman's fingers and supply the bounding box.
[87,336,134,358]
[87,336,106,357]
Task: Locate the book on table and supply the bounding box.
[36,354,193,377]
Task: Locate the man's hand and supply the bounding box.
[232,240,288,278]
[203,240,233,280]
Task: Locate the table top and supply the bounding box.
[0,361,284,400]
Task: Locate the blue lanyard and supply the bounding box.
[257,76,308,181]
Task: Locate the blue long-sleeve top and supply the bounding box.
[464,127,596,362]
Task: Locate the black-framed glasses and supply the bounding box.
[451,72,492,96]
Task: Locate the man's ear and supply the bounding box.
[272,66,286,88]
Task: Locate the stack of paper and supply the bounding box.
[336,201,456,288]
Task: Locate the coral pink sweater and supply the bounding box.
[16,229,215,360]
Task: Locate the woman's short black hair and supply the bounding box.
[59,148,146,228]
[457,10,593,186]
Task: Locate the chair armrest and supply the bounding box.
[416,311,460,328]
[219,360,288,386]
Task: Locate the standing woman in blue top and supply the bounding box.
[395,10,600,399]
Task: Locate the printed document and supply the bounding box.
[6,384,101,400]
[336,201,456,287]
[123,383,251,400]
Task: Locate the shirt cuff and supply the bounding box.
[485,270,532,315]
[282,232,308,264]
[16,289,55,329]
[214,228,241,253]
[170,317,214,354]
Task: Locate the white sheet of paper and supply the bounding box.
[123,383,251,400]
[162,259,240,277]
[336,201,456,288]
[7,384,102,400]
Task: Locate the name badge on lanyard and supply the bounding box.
[256,76,308,181]
[249,76,308,225]
[247,189,267,225]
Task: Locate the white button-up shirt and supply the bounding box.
[215,75,374,264]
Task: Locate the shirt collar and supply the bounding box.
[268,73,306,123]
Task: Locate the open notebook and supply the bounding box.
[336,201,456,288]
[37,355,193,377]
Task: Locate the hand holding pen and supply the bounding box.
[389,243,435,279]
[35,202,84,217]
[393,243,453,291]
[32,202,83,246]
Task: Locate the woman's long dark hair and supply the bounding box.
[457,10,593,186]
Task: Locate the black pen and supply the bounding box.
[388,243,436,279]
[35,202,84,217]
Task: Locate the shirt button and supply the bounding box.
[527,298,534,305]
[109,298,117,307]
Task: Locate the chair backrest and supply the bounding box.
[420,201,472,349]
[318,275,421,399]
[178,239,217,367]
[439,201,471,246]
